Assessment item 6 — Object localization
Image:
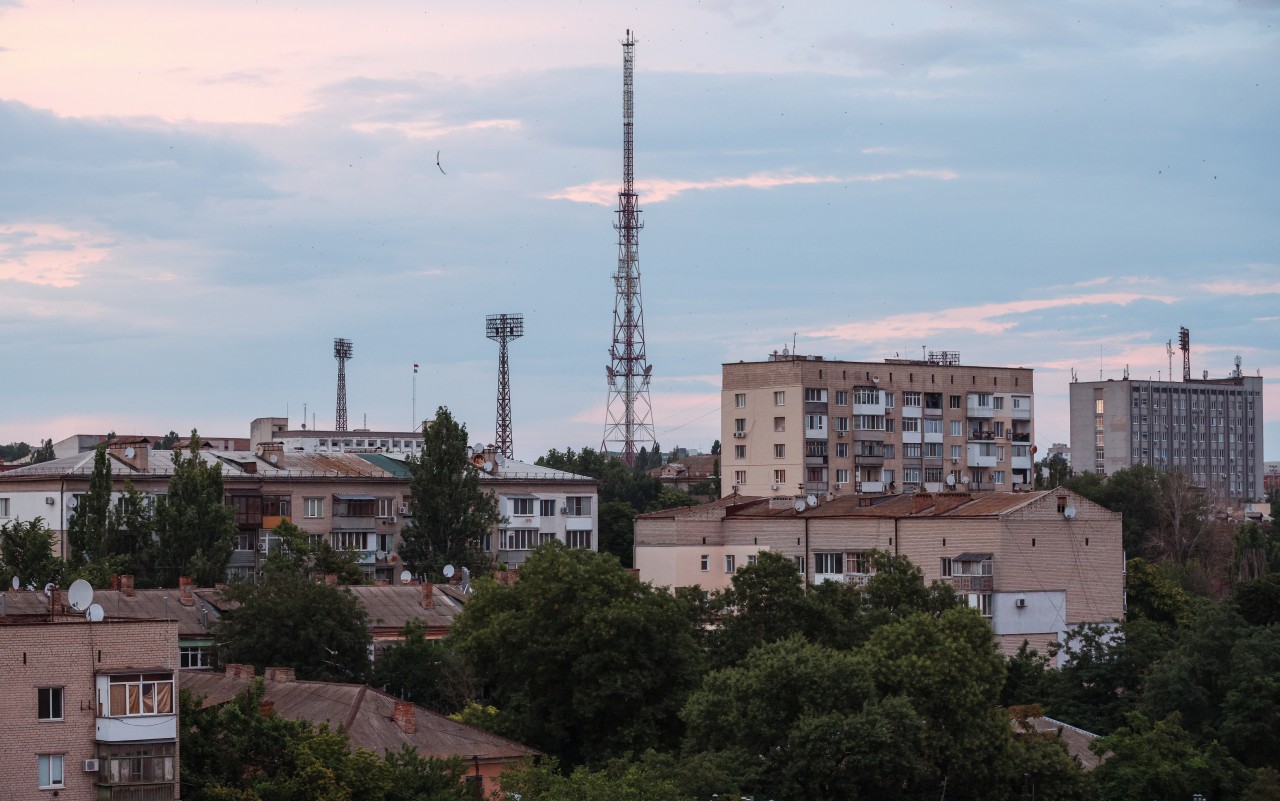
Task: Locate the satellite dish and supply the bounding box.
[66,496,78,509]
[1063,506,1078,520]
[442,564,456,578]
[68,579,94,611]
[124,446,136,458]
[375,550,387,561]
[483,461,494,473]
[806,494,818,507]
[255,444,264,457]
[399,569,412,585]
[86,603,104,622]
[11,576,19,590]
[43,582,54,598]
[472,443,484,453]
[960,476,969,485]
[793,499,807,513]
[270,454,279,463]
[946,475,956,487]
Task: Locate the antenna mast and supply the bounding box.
[602,28,656,466]
[333,338,353,431]
[486,313,524,459]
[1178,326,1190,381]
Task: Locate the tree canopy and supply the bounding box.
[153,431,237,587]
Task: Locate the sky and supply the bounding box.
[2,0,1278,463]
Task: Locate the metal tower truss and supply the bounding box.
[601,29,656,467]
[487,313,524,459]
[334,337,353,432]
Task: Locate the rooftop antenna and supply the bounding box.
[486,313,524,459]
[1166,339,1174,380]
[602,29,656,467]
[1234,354,1242,378]
[334,337,353,431]
[1178,326,1190,381]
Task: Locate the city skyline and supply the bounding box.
[2,0,1277,461]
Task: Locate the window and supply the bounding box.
[566,530,592,549]
[924,443,942,458]
[0,497,10,517]
[993,396,1005,410]
[774,444,786,459]
[974,393,992,408]
[377,497,394,518]
[565,497,591,516]
[854,415,884,431]
[804,388,828,402]
[747,554,758,566]
[835,442,848,458]
[540,499,557,517]
[334,531,367,551]
[734,393,747,408]
[901,417,920,433]
[903,467,921,484]
[950,420,963,437]
[883,469,895,485]
[967,593,992,618]
[834,416,849,432]
[774,391,786,406]
[994,421,1005,437]
[504,529,550,550]
[951,444,962,459]
[734,445,745,459]
[725,555,736,573]
[994,471,1006,484]
[100,742,176,786]
[883,392,895,408]
[923,418,943,434]
[263,495,291,517]
[38,755,64,789]
[883,444,895,458]
[835,468,850,484]
[835,390,849,405]
[236,532,255,552]
[940,557,953,577]
[854,387,879,404]
[1013,396,1030,410]
[774,416,786,432]
[846,551,870,574]
[38,687,63,721]
[886,418,896,433]
[304,498,323,518]
[805,414,827,432]
[794,555,806,574]
[904,443,922,458]
[903,391,922,407]
[949,395,962,409]
[180,646,210,669]
[512,497,535,516]
[814,552,843,574]
[734,418,746,433]
[108,673,175,717]
[734,470,746,485]
[700,554,709,571]
[773,469,786,484]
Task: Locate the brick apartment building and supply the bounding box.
[723,351,1034,500]
[0,604,179,800]
[635,487,1122,658]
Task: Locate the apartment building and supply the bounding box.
[250,416,425,456]
[1068,372,1265,502]
[723,351,1035,499]
[0,606,179,800]
[635,488,1122,658]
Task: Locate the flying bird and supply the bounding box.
[436,151,446,175]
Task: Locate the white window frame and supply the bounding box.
[774,391,786,406]
[835,468,850,484]
[334,531,367,551]
[38,687,63,722]
[773,469,786,484]
[735,393,747,408]
[511,497,535,516]
[700,554,709,571]
[304,497,323,518]
[38,754,64,789]
[0,497,9,517]
[180,646,210,669]
[107,673,175,717]
[725,555,736,573]
[734,445,745,459]
[565,496,591,516]
[774,444,785,459]
[566,530,592,549]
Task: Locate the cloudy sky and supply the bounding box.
[2,0,1278,462]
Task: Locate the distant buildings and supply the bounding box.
[722,351,1035,499]
[1069,372,1265,501]
[635,488,1123,658]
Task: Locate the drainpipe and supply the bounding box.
[893,518,899,557]
[59,476,67,560]
[803,517,811,588]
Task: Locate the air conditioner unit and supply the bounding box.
[770,483,780,490]
[398,505,410,515]
[84,758,99,773]
[836,431,845,438]
[257,539,269,552]
[560,507,568,515]
[387,515,396,524]
[733,431,747,438]
[1015,598,1027,609]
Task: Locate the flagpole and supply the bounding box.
[412,364,418,432]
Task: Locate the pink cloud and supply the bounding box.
[546,168,958,205]
[349,118,522,139]
[0,224,109,288]
[809,292,1176,344]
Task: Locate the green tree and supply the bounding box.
[596,499,638,567]
[1046,619,1173,734]
[710,439,720,456]
[66,443,114,566]
[216,557,372,682]
[1125,557,1193,625]
[152,431,237,586]
[451,544,704,767]
[154,430,181,449]
[0,441,31,462]
[1233,571,1280,627]
[1001,641,1053,707]
[31,438,55,464]
[1035,453,1073,489]
[1091,712,1250,801]
[271,520,365,585]
[400,407,498,579]
[372,620,472,714]
[500,756,698,801]
[647,487,698,512]
[0,517,63,588]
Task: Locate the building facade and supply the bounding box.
[722,352,1035,499]
[1069,374,1265,501]
[0,611,180,800]
[635,488,1123,658]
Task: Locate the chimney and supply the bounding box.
[265,666,296,683]
[178,576,195,606]
[51,587,65,613]
[259,699,275,717]
[325,573,338,587]
[392,701,417,734]
[910,493,935,515]
[224,663,254,679]
[110,575,121,591]
[934,492,972,515]
[107,437,151,471]
[420,582,434,609]
[256,441,284,467]
[120,575,135,598]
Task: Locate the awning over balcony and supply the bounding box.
[333,493,376,501]
[953,552,992,562]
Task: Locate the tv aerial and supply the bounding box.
[68,579,94,612]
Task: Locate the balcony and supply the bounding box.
[97,715,178,742]
[967,445,997,468]
[1007,432,1031,442]
[805,481,829,494]
[805,454,829,466]
[968,430,996,441]
[967,404,995,419]
[332,515,375,531]
[853,402,885,416]
[902,405,923,418]
[950,575,994,592]
[857,481,886,493]
[855,453,884,467]
[96,785,177,801]
[1011,407,1032,420]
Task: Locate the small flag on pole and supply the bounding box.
[413,363,419,373]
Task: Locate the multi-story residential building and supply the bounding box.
[0,604,179,800]
[635,488,1123,658]
[250,416,424,456]
[1069,372,1265,502]
[0,438,598,582]
[723,351,1035,499]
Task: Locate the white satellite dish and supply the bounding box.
[472,443,484,453]
[375,550,387,561]
[1063,506,1078,520]
[124,446,135,458]
[43,582,54,598]
[255,444,264,457]
[67,579,94,611]
[10,576,18,590]
[806,494,818,507]
[86,603,105,622]
[960,475,969,485]
[946,475,956,487]
[66,496,78,509]
[483,461,495,473]
[793,499,807,513]
[399,569,412,585]
[442,564,456,578]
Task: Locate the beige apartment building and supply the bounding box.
[635,488,1123,658]
[0,610,179,800]
[722,351,1035,500]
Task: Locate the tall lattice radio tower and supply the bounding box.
[601,29,656,467]
[486,313,524,459]
[333,337,353,431]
